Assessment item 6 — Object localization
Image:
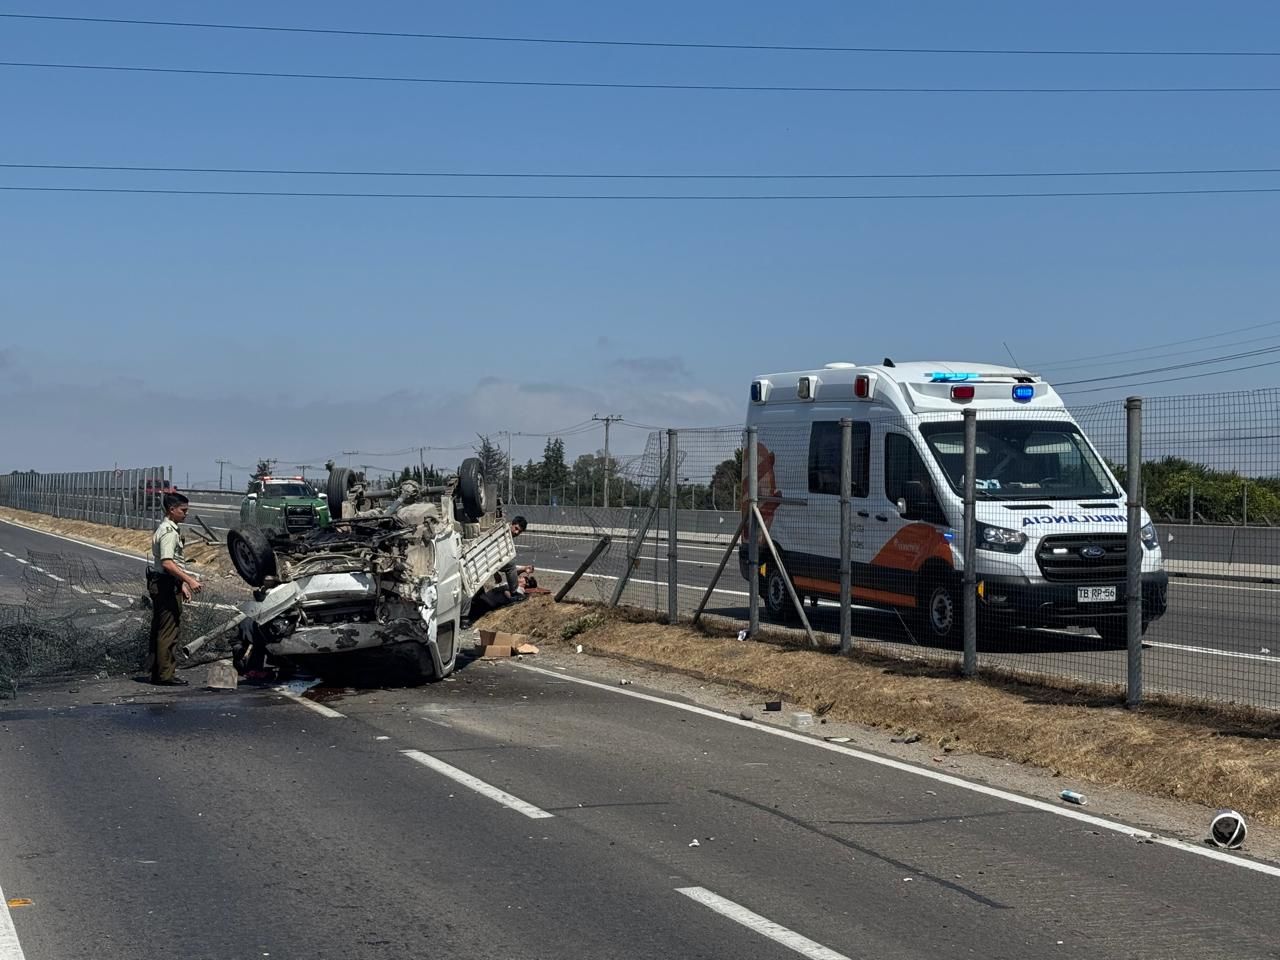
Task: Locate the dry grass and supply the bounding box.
[0,506,234,576]
[486,596,1280,827]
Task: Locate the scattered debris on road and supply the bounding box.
[1060,789,1087,805]
[1209,809,1248,849]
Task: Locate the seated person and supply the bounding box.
[464,572,538,626]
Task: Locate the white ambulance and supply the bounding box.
[740,361,1168,644]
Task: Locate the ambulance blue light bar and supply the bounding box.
[1012,385,1035,402]
[929,372,979,382]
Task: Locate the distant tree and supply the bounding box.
[711,449,743,511]
[541,438,569,501]
[473,435,510,488]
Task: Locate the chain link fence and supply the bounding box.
[532,389,1280,714]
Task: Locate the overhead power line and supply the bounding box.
[4,13,1277,58]
[5,184,1280,201]
[1055,344,1280,386]
[8,161,1280,181]
[1036,332,1280,374]
[5,61,1280,94]
[1059,357,1280,395]
[1027,317,1280,369]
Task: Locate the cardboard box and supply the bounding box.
[478,629,529,649]
[479,644,514,659]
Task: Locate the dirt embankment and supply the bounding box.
[485,597,1280,827]
[0,506,234,577]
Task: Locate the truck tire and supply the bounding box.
[457,457,487,521]
[227,526,277,587]
[326,467,355,519]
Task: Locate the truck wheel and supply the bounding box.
[915,566,960,644]
[762,561,799,623]
[457,458,487,521]
[227,526,276,587]
[327,467,355,519]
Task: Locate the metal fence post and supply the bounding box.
[747,427,760,636]
[839,418,853,654]
[962,409,978,677]
[667,429,679,623]
[1126,397,1144,709]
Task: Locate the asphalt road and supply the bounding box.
[3,657,1280,960]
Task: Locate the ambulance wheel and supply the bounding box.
[762,562,799,623]
[1095,619,1147,648]
[915,566,961,643]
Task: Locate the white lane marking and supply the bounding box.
[518,664,1280,879]
[1173,580,1280,595]
[275,690,344,718]
[0,518,148,562]
[534,567,749,599]
[13,559,27,566]
[676,887,851,960]
[400,749,554,820]
[0,878,30,960]
[1146,641,1280,664]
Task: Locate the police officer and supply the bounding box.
[148,492,202,685]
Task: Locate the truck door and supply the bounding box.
[868,427,954,611]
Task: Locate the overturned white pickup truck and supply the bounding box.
[222,459,514,681]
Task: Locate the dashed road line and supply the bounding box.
[676,887,851,960]
[519,663,1280,879]
[400,749,554,819]
[275,690,344,718]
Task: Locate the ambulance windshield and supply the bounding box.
[920,421,1117,500]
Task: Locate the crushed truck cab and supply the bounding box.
[225,458,512,681]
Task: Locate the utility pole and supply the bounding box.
[592,414,622,508]
[296,464,311,478]
[215,458,229,490]
[496,431,513,503]
[343,450,358,469]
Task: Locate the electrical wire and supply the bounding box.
[5,184,1280,201]
[5,61,1280,94]
[1058,357,1280,394]
[7,160,1280,181]
[4,14,1277,57]
[1054,343,1280,386]
[1025,318,1280,369]
[1034,332,1280,373]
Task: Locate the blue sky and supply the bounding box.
[3,1,1279,483]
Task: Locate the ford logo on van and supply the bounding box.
[1080,545,1107,560]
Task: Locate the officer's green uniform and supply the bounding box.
[148,517,187,682]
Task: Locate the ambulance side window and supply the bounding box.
[808,421,869,497]
[885,433,946,524]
